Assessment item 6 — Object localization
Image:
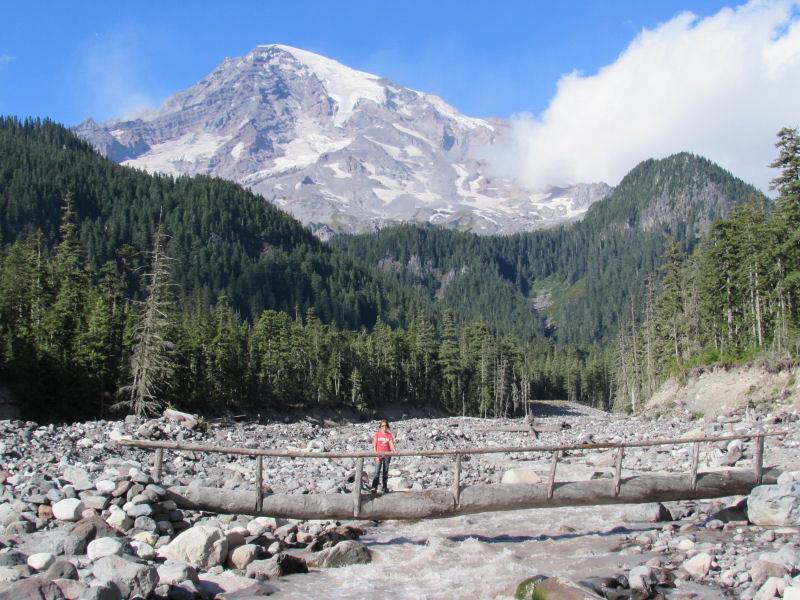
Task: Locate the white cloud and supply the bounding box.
[0,55,14,69]
[488,0,800,193]
[76,28,158,121]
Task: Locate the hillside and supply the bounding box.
[0,116,428,329]
[333,152,764,344]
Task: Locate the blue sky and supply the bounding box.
[1,0,734,124]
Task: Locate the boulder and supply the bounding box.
[501,468,541,485]
[777,471,800,485]
[246,554,308,580]
[620,502,672,523]
[19,530,85,557]
[51,578,88,599]
[158,525,228,569]
[227,544,260,570]
[44,560,78,581]
[78,583,120,600]
[92,555,157,599]
[105,511,132,532]
[749,560,787,589]
[52,499,83,522]
[86,537,124,561]
[755,577,787,600]
[682,552,712,579]
[0,577,65,600]
[0,504,20,527]
[307,540,371,568]
[157,561,198,586]
[26,552,55,571]
[0,549,28,566]
[748,483,800,526]
[784,585,800,600]
[197,572,276,598]
[163,408,198,429]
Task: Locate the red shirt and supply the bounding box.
[373,430,394,453]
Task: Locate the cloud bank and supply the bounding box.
[489,0,800,192]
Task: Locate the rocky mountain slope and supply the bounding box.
[74,45,611,238]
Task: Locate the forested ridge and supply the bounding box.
[0,116,429,330]
[614,128,800,411]
[333,153,762,344]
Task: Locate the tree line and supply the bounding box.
[0,198,612,421]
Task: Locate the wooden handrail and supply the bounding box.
[114,430,788,460]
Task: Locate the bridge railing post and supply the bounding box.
[452,453,462,507]
[614,446,624,496]
[352,458,364,518]
[754,435,765,484]
[255,455,263,512]
[547,450,560,499]
[153,448,164,483]
[690,442,700,491]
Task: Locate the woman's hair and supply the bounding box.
[380,419,390,429]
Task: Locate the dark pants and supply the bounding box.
[371,457,390,490]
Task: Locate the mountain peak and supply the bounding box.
[74,45,611,236]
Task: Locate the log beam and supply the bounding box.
[166,467,780,521]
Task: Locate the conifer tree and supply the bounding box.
[118,222,176,416]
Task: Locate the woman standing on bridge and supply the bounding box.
[371,420,396,494]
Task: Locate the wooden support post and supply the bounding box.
[548,450,560,499]
[452,454,462,507]
[754,435,764,484]
[614,446,624,496]
[153,448,163,483]
[352,458,364,518]
[690,442,700,491]
[255,455,263,512]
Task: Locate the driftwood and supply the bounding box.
[167,467,779,521]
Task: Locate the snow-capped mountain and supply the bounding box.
[75,45,611,237]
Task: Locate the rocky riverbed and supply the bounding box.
[0,400,798,599]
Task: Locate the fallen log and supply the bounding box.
[166,467,779,521]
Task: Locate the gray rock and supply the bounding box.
[0,549,28,567]
[157,526,228,570]
[44,560,78,581]
[748,483,800,526]
[246,553,308,580]
[79,583,121,600]
[307,540,371,568]
[620,502,672,523]
[86,537,124,561]
[157,561,198,586]
[197,572,275,598]
[52,499,84,522]
[26,552,55,571]
[682,552,712,579]
[749,560,787,589]
[0,577,65,600]
[92,555,157,599]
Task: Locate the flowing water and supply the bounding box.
[269,504,661,599]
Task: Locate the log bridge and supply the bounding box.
[114,430,786,521]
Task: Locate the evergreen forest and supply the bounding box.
[0,116,794,422]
